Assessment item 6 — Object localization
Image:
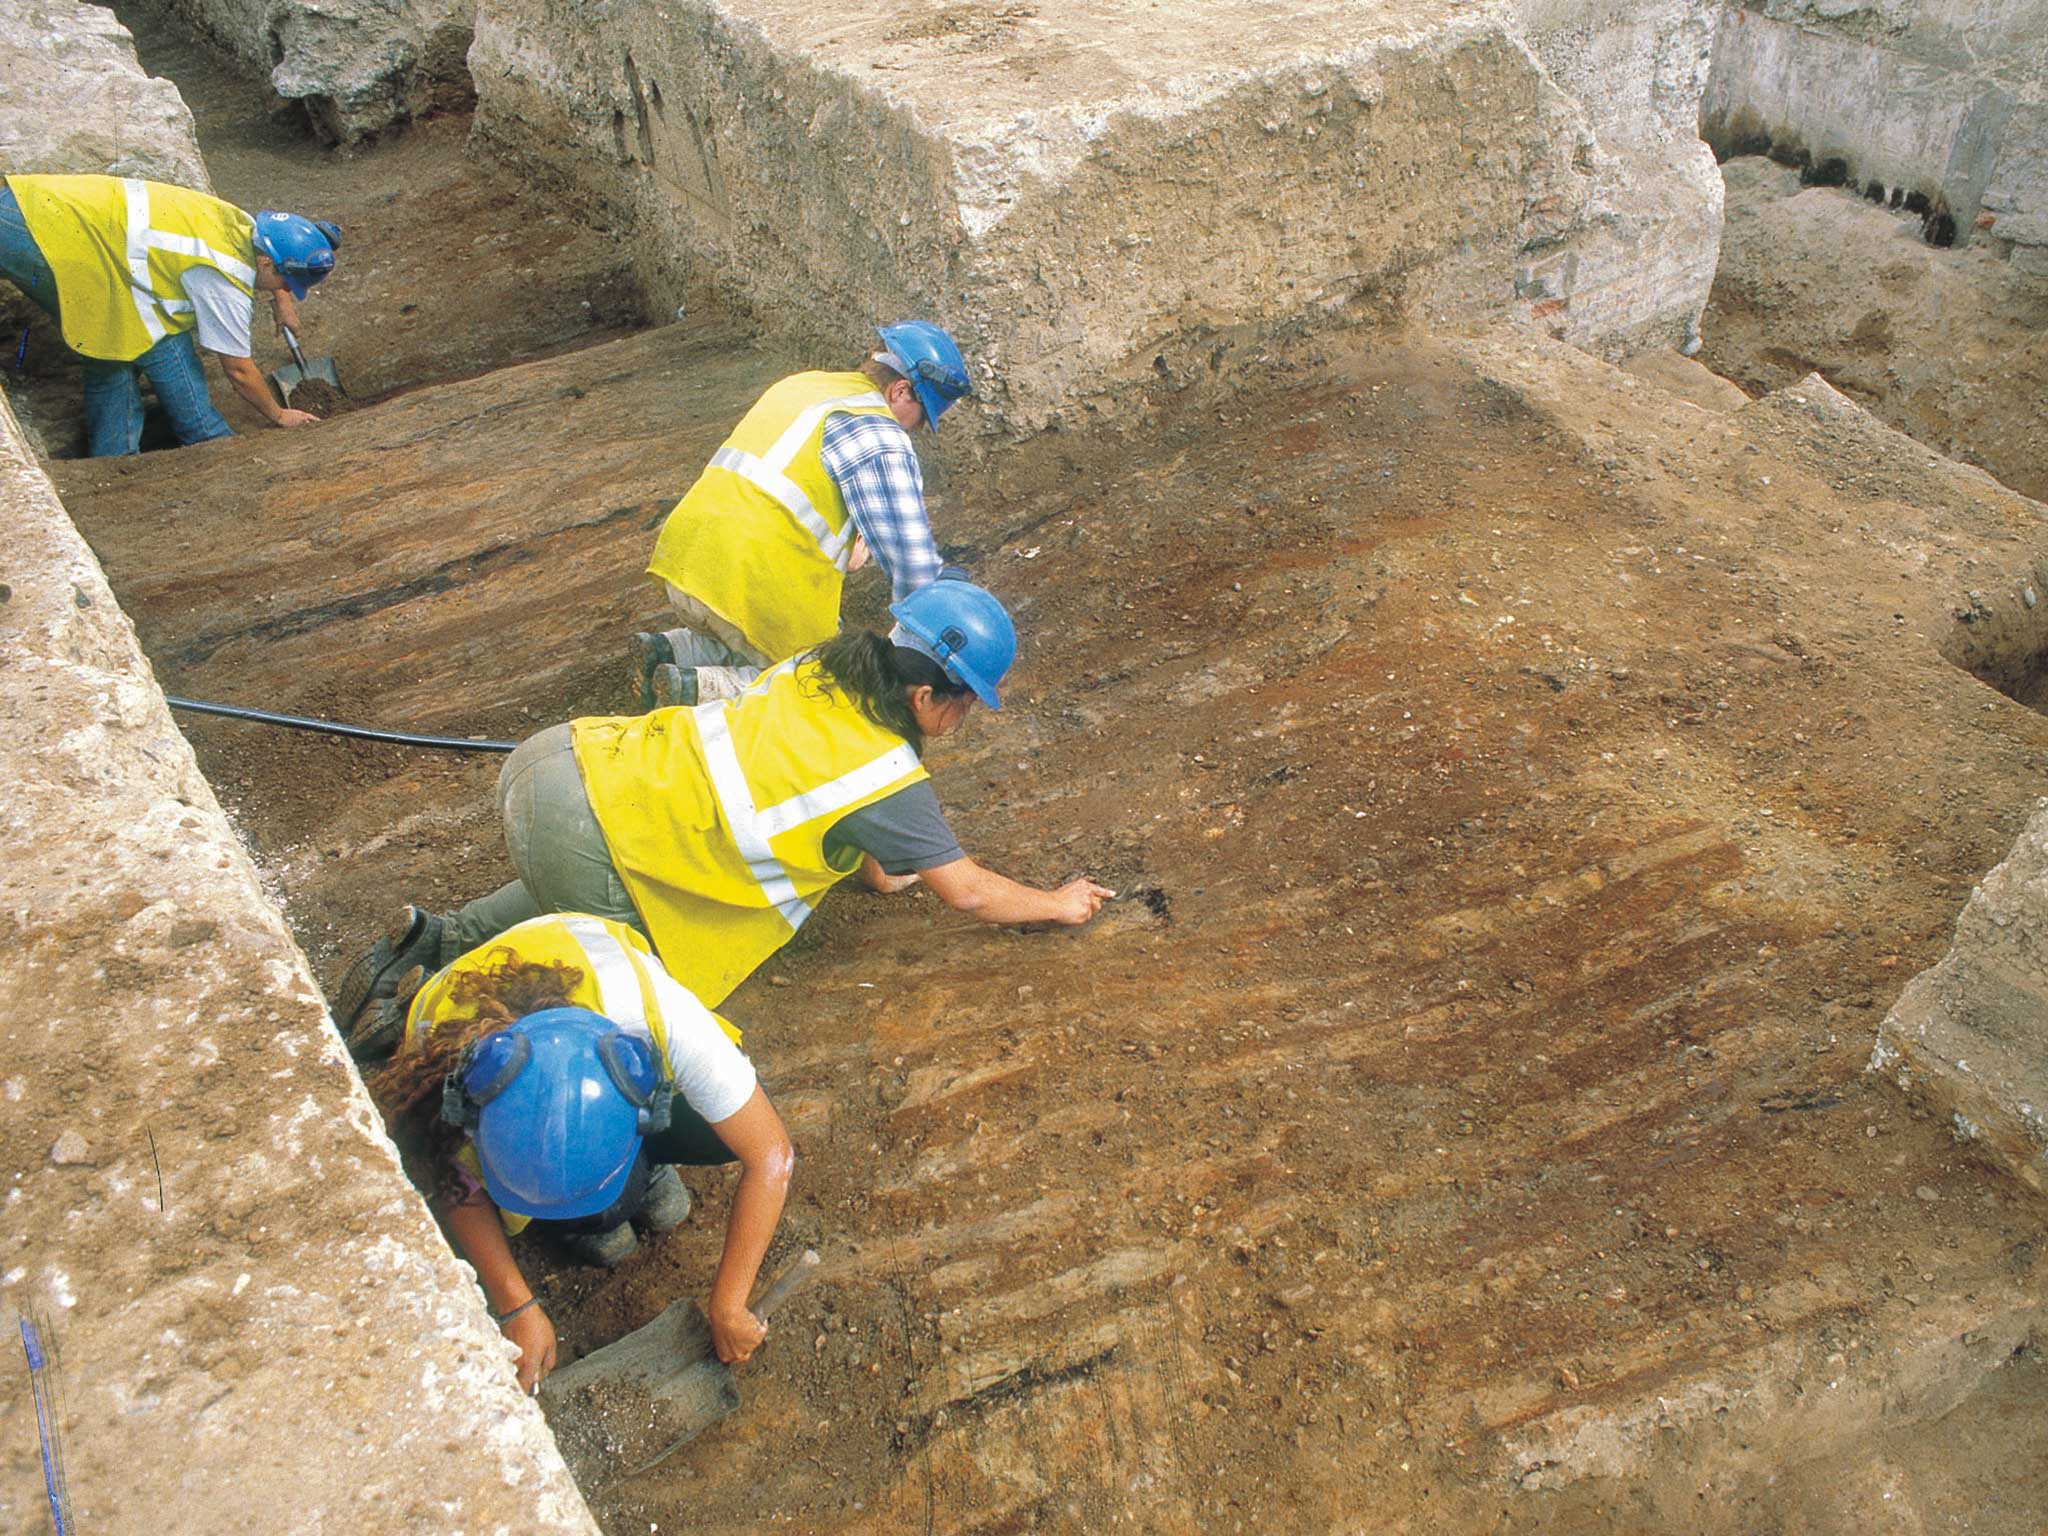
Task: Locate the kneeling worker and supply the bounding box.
[0,173,339,455]
[365,912,793,1394]
[339,575,1113,1028]
[631,320,973,708]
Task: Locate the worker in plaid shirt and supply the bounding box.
[635,320,973,708]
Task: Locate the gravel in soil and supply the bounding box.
[35,13,2048,1533]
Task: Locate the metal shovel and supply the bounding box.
[268,323,343,405]
[540,1248,821,1487]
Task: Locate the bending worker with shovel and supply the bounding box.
[367,912,793,1394]
[0,173,339,455]
[339,574,1114,1030]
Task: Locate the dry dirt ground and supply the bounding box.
[38,14,2048,1536]
[1703,156,2048,506]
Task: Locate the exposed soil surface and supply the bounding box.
[1704,157,2048,505]
[37,15,2048,1536]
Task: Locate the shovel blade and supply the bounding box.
[269,356,343,405]
[540,1299,740,1485]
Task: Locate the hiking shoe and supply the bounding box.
[650,662,698,710]
[635,1165,692,1235]
[564,1222,639,1269]
[345,962,425,1065]
[331,905,442,1036]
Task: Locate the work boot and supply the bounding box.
[331,905,443,1036]
[345,962,426,1065]
[692,664,758,702]
[634,1165,692,1235]
[564,1222,639,1269]
[629,631,675,712]
[650,662,698,710]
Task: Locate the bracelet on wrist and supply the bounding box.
[496,1297,539,1326]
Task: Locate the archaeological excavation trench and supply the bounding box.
[5,1,2048,1533]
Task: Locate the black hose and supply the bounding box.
[165,696,519,753]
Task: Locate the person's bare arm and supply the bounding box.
[216,352,318,428]
[860,853,921,894]
[704,1086,795,1364]
[441,1187,557,1393]
[918,855,1114,926]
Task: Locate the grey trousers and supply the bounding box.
[437,724,651,964]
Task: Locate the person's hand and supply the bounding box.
[270,290,302,336]
[847,531,872,572]
[871,869,921,894]
[274,408,320,428]
[709,1300,767,1364]
[1050,878,1116,925]
[503,1304,557,1395]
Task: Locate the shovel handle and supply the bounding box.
[280,324,309,372]
[749,1248,821,1321]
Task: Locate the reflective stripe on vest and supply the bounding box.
[688,665,922,936]
[706,391,887,571]
[119,178,255,345]
[556,913,651,1035]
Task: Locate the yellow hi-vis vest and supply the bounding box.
[7,175,256,362]
[401,912,742,1235]
[646,370,898,664]
[571,657,928,1005]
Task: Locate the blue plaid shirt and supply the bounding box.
[820,412,943,603]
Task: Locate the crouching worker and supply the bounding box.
[365,912,793,1394]
[0,174,339,455]
[337,574,1114,1029]
[630,320,973,709]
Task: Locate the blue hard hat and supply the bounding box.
[251,210,340,300]
[875,320,972,432]
[441,1007,672,1220]
[891,571,1016,710]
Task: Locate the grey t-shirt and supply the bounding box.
[824,779,963,875]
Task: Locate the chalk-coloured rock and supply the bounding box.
[151,0,476,143]
[0,390,597,1529]
[470,0,1724,433]
[1873,799,2048,1193]
[0,0,209,188]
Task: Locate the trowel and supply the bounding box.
[541,1248,821,1486]
[268,323,343,405]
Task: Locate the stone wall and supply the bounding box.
[468,0,1725,433]
[0,0,210,188]
[1702,1,2048,269]
[0,392,597,1531]
[147,0,477,142]
[1874,799,2048,1193]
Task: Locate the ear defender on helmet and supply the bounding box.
[596,1029,674,1135]
[440,1029,531,1128]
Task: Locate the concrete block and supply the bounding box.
[0,0,209,188]
[470,0,1724,432]
[1873,799,2048,1193]
[151,0,476,142]
[1704,1,2048,259]
[0,394,595,1532]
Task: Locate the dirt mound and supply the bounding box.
[280,376,352,417]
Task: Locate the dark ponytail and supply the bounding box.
[807,631,969,754]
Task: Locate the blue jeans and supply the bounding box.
[0,185,233,456]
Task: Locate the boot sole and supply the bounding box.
[330,906,428,1033]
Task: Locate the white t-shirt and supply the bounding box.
[181,266,255,358]
[644,963,759,1125]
